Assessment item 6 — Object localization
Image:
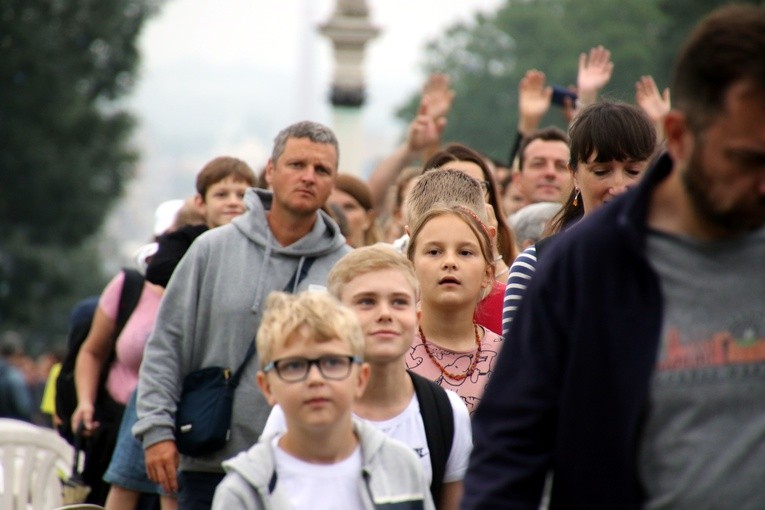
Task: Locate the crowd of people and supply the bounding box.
[2,5,764,509]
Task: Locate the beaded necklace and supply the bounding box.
[418,322,482,381]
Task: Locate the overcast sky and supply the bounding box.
[110,0,503,255]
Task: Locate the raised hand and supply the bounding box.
[577,45,614,106]
[421,73,455,121]
[518,69,552,135]
[635,75,671,125]
[407,98,446,152]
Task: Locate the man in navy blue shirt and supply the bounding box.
[463,5,765,509]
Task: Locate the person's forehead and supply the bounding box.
[343,268,417,299]
[278,328,348,354]
[329,188,358,204]
[206,175,249,189]
[281,137,337,161]
[524,139,570,159]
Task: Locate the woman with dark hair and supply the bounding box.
[423,143,517,336]
[502,101,657,336]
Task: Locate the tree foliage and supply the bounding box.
[0,0,159,349]
[397,0,757,162]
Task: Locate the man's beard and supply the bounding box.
[683,147,765,235]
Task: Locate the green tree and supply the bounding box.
[0,0,159,350]
[398,0,755,162]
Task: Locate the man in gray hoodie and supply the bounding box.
[133,121,352,509]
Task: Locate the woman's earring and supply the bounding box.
[572,189,580,207]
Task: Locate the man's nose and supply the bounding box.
[542,162,557,177]
[301,166,318,182]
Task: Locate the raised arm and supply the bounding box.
[518,70,552,136]
[367,73,453,210]
[508,70,553,165]
[635,75,670,142]
[576,45,614,109]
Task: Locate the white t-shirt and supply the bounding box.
[263,388,472,484]
[273,436,365,510]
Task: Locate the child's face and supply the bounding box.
[412,213,492,309]
[197,175,250,228]
[339,269,418,365]
[257,326,369,433]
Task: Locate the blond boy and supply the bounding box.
[212,291,433,510]
[262,245,472,510]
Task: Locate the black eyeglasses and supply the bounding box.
[263,355,362,382]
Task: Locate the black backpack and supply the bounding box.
[409,370,455,506]
[56,268,144,443]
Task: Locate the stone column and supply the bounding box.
[319,0,380,177]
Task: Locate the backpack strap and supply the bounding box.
[100,267,143,372]
[104,267,145,368]
[409,370,454,506]
[115,268,145,337]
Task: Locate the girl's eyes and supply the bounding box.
[459,249,475,256]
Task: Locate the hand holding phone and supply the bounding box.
[551,85,578,108]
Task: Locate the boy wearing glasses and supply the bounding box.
[211,291,434,510]
[262,244,472,509]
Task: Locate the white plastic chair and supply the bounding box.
[0,418,74,510]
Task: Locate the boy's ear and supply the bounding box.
[354,362,371,399]
[193,192,208,217]
[257,370,278,407]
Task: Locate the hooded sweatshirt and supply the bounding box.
[133,188,351,473]
[212,419,435,510]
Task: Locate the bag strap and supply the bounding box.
[229,257,317,388]
[283,257,316,294]
[103,268,144,369]
[409,370,454,505]
[116,268,145,337]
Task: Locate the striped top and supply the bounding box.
[501,245,538,338]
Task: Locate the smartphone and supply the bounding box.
[551,85,577,108]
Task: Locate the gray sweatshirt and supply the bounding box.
[212,419,435,510]
[133,188,351,472]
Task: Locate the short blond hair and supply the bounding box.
[256,291,364,368]
[327,243,419,301]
